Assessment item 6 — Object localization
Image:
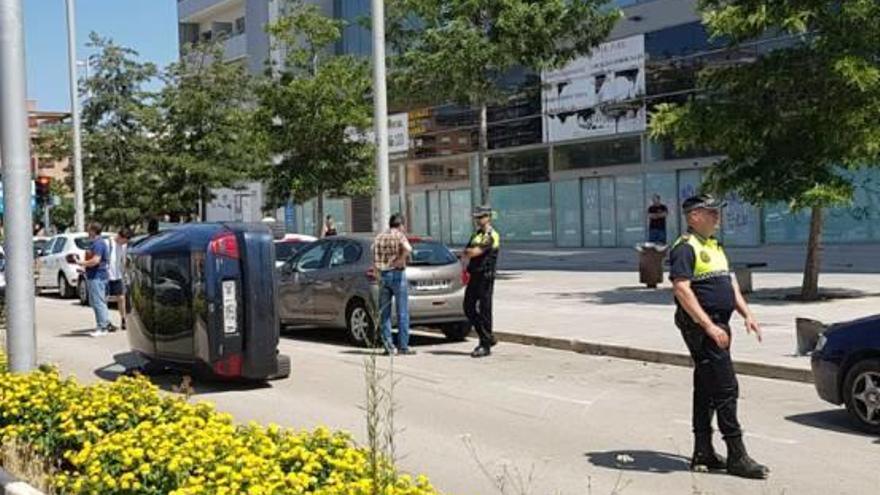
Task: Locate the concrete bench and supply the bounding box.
[732,262,767,294]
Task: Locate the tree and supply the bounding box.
[386,0,619,203]
[81,33,161,227]
[155,41,267,220]
[47,180,75,232]
[650,0,880,300]
[257,0,374,236]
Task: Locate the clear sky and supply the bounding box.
[24,0,178,112]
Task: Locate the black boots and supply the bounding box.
[691,435,726,472]
[725,437,770,479]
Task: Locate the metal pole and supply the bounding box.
[371,0,391,231]
[66,0,85,232]
[0,0,37,372]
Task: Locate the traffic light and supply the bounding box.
[35,176,51,205]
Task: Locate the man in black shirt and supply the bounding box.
[647,194,669,244]
[670,194,769,479]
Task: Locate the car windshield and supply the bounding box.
[409,240,457,266]
[74,238,92,250]
[275,241,307,262]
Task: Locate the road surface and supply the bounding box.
[33,295,879,495]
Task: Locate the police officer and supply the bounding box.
[670,194,769,479]
[463,206,500,358]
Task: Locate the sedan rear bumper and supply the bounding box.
[811,354,842,405]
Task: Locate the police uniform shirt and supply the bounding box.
[466,228,500,277]
[669,232,735,316]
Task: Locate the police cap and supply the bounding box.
[682,194,727,214]
[472,205,493,218]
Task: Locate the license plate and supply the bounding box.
[413,280,450,291]
[222,280,237,334]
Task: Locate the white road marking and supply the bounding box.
[507,386,594,407]
[672,419,798,445]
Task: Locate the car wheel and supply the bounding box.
[440,321,472,342]
[77,277,89,306]
[59,274,75,299]
[346,299,376,348]
[843,358,880,434]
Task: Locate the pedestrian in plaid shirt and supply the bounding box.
[373,213,414,355]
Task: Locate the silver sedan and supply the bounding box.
[277,235,471,346]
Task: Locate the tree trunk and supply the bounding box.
[478,103,489,205]
[801,206,823,301]
[315,192,325,238]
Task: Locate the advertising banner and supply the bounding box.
[542,34,646,142]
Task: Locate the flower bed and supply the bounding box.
[0,361,438,494]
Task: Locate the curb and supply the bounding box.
[0,468,44,495]
[426,328,815,384]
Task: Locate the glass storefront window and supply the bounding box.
[488,149,550,186]
[582,179,602,247]
[490,182,552,242]
[554,137,641,171]
[449,189,473,246]
[615,175,645,246]
[765,169,880,244]
[324,198,348,234]
[721,192,761,246]
[428,191,441,238]
[554,180,582,247]
[599,177,617,246]
[409,192,429,236]
[406,158,470,186]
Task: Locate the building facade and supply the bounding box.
[180,0,880,245]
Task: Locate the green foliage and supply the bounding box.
[651,1,880,210]
[81,33,160,227]
[154,41,267,217]
[257,0,375,209]
[32,125,71,168]
[82,33,266,226]
[48,181,75,232]
[387,0,620,107]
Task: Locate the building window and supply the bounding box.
[234,17,246,35]
[406,158,470,186]
[488,149,549,186]
[554,137,642,171]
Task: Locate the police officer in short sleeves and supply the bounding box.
[670,194,769,479]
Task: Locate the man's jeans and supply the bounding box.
[648,227,667,244]
[379,269,410,351]
[87,277,110,330]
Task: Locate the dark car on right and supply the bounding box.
[811,314,880,433]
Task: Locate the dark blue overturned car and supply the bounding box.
[811,314,880,433]
[126,223,290,381]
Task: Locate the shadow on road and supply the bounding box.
[584,450,691,474]
[283,327,450,349]
[58,328,100,338]
[785,410,879,439]
[93,352,271,395]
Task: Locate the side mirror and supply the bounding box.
[36,249,44,257]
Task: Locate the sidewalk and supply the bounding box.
[486,245,880,382]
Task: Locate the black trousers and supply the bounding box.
[677,311,742,440]
[464,274,495,347]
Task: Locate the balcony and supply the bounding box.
[223,33,247,62]
[178,0,242,22]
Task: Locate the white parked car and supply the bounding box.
[36,233,108,298]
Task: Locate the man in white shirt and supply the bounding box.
[107,228,133,331]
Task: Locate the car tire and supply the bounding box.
[346,299,377,348]
[440,321,472,342]
[843,358,880,434]
[77,277,89,306]
[59,274,75,299]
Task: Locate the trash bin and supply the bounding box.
[635,243,668,288]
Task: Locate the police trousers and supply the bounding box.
[676,311,742,440]
[464,273,495,348]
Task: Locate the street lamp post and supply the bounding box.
[371,0,391,231]
[65,0,85,232]
[0,0,37,372]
